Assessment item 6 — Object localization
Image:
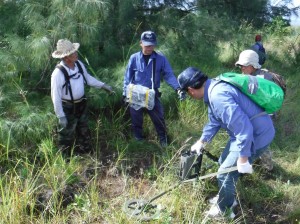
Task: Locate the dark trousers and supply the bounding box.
[130,97,167,143]
[58,100,91,152]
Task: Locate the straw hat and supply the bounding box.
[52,39,80,58]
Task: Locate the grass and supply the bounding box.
[1,122,298,224]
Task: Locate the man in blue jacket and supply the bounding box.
[177,67,275,219]
[123,31,184,147]
[250,34,266,65]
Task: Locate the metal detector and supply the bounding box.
[123,149,237,221]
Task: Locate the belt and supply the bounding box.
[62,97,87,104]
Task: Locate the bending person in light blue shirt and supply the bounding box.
[177,67,275,220]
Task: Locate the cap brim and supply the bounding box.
[142,41,156,46]
[235,60,247,67]
[235,60,261,69]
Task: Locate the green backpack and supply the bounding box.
[215,72,284,114]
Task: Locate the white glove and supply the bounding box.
[58,116,68,128]
[237,160,253,174]
[102,84,114,94]
[191,140,205,155]
[177,89,187,101]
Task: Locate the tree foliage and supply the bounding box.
[197,0,298,28]
[0,0,298,88]
[0,0,109,89]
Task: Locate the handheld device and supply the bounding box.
[179,150,203,180]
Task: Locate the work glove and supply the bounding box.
[191,140,206,155]
[58,116,68,128]
[177,88,187,101]
[102,84,114,94]
[237,160,253,174]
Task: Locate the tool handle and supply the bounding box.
[148,182,181,204]
[203,150,219,162]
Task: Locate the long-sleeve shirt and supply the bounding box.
[200,79,275,157]
[51,60,105,118]
[123,51,180,95]
[252,69,273,81]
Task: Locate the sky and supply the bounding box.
[272,0,300,26]
[290,0,300,25]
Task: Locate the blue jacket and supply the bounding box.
[123,51,179,95]
[251,42,265,53]
[200,79,275,157]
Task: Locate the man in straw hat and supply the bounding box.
[51,38,114,154]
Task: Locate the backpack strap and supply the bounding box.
[255,42,265,53]
[209,79,268,121]
[56,64,74,102]
[56,61,88,102]
[249,111,267,121]
[75,61,87,84]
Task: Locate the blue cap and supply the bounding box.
[178,67,207,90]
[141,31,157,46]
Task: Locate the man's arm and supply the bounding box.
[123,56,135,96]
[77,60,105,88]
[200,106,222,143]
[51,69,65,118]
[159,55,180,90]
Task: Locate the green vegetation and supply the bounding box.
[0,0,300,223]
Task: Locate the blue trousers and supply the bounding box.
[217,141,270,212]
[129,97,167,143]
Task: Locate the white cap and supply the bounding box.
[235,50,261,69]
